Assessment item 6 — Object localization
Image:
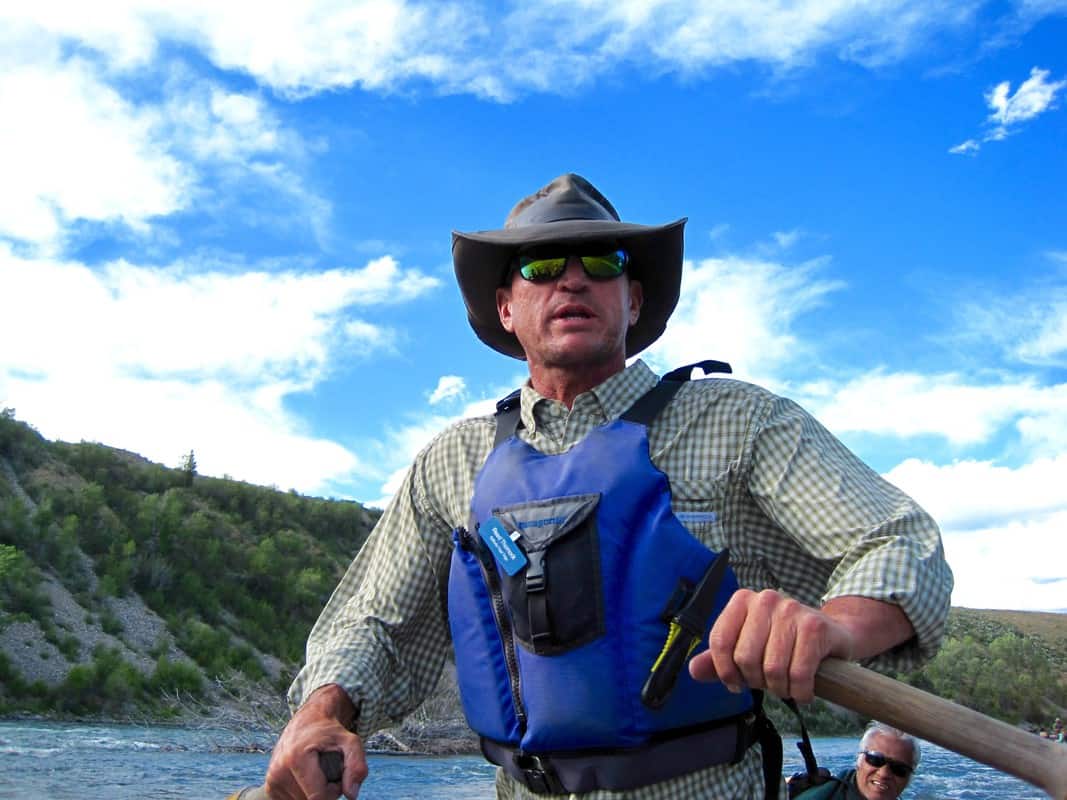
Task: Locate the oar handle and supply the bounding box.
[814,658,1067,800]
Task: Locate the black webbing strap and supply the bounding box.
[783,696,838,798]
[492,359,732,446]
[482,707,764,795]
[756,693,784,800]
[493,389,522,448]
[620,379,684,426]
[661,359,732,381]
[786,696,820,778]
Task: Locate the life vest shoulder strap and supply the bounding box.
[492,360,732,446]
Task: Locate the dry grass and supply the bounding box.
[954,608,1067,649]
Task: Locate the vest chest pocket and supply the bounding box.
[487,493,603,656]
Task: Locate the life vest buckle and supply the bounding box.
[513,752,565,794]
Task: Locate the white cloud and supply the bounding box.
[362,394,498,509]
[772,230,802,250]
[804,371,1067,446]
[428,376,466,405]
[646,255,843,384]
[948,138,980,155]
[0,249,438,382]
[941,515,1067,611]
[0,57,189,248]
[987,66,1066,131]
[952,66,1066,153]
[0,2,1031,104]
[953,275,1067,367]
[885,455,1067,529]
[1015,303,1067,365]
[708,223,731,242]
[0,245,440,495]
[884,457,1067,610]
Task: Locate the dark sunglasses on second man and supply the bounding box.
[861,750,913,778]
[514,247,630,283]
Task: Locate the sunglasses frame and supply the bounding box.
[861,750,913,778]
[512,245,630,283]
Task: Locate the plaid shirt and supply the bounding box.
[290,360,953,800]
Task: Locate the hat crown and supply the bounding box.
[504,173,620,229]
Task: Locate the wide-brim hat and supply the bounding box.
[452,173,686,360]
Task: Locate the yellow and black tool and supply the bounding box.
[641,547,730,710]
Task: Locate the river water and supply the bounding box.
[0,720,1052,798]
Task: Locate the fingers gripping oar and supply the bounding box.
[227,751,343,800]
[813,658,1067,800]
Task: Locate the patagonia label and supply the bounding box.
[479,516,528,576]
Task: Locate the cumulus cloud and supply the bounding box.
[0,56,189,249]
[950,66,1066,154]
[0,249,438,381]
[0,245,440,495]
[885,458,1067,610]
[886,454,1067,529]
[941,515,1067,610]
[987,66,1067,132]
[428,376,466,405]
[0,1,1014,104]
[646,254,843,384]
[0,11,342,255]
[804,371,1067,446]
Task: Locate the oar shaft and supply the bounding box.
[814,658,1067,800]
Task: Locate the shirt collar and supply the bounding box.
[517,359,659,433]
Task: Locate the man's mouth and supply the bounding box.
[553,305,594,320]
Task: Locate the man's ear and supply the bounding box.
[628,279,643,327]
[496,286,514,333]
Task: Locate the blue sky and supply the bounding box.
[1,2,1065,612]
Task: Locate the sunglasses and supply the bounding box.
[861,750,913,778]
[514,248,629,283]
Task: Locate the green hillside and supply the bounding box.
[1,408,377,720]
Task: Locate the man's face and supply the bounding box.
[496,252,643,375]
[855,733,914,800]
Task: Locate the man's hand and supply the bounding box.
[688,591,913,703]
[265,684,368,800]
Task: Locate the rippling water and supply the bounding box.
[0,720,1051,798]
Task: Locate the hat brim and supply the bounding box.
[452,218,686,359]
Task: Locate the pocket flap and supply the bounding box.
[493,493,600,550]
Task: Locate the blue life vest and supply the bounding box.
[447,368,769,794]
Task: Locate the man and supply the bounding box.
[264,174,953,800]
[790,722,920,799]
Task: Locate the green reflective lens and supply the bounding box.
[518,256,568,282]
[517,249,629,282]
[582,250,628,278]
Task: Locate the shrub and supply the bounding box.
[149,656,204,698]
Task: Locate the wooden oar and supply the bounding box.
[229,660,1067,799]
[815,658,1067,800]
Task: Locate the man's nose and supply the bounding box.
[556,256,588,287]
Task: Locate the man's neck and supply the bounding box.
[528,361,626,408]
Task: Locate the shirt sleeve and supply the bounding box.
[286,437,460,735]
[748,395,954,672]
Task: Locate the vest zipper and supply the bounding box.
[459,526,528,733]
